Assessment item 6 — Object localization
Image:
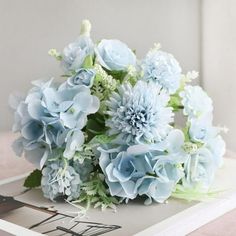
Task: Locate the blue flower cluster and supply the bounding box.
[10,20,226,205]
[10,79,99,169]
[99,130,187,203]
[180,86,225,189]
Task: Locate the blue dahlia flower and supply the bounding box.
[141,50,182,94]
[180,85,213,119]
[61,35,94,73]
[10,79,99,168]
[41,160,81,201]
[95,39,136,71]
[106,81,173,144]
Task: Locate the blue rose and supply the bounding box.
[61,35,94,73]
[67,68,95,88]
[95,39,136,71]
[99,145,154,199]
[136,176,175,204]
[183,147,216,189]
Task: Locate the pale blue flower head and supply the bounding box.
[134,129,187,204]
[10,79,99,168]
[189,113,214,143]
[183,147,216,189]
[180,85,213,119]
[141,50,182,94]
[41,160,81,201]
[95,39,136,71]
[67,68,95,88]
[206,135,225,168]
[106,81,173,144]
[136,176,175,204]
[99,145,155,200]
[61,35,94,73]
[152,129,187,183]
[63,130,85,159]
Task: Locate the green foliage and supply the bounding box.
[73,173,119,211]
[82,55,94,69]
[24,169,42,188]
[169,94,183,111]
[106,69,127,81]
[85,113,106,141]
[172,184,222,202]
[92,65,118,107]
[73,145,94,163]
[89,134,116,145]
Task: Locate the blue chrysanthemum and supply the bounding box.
[180,85,213,119]
[106,81,173,144]
[141,50,182,94]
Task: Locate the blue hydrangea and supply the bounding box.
[41,160,81,201]
[95,39,136,71]
[61,35,94,73]
[10,79,100,168]
[106,81,173,144]
[141,50,182,94]
[180,85,213,119]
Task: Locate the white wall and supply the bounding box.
[0,0,200,131]
[202,0,236,151]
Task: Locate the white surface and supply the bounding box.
[1,158,236,236]
[0,219,43,236]
[0,0,200,131]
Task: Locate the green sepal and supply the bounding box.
[82,55,94,69]
[23,169,42,188]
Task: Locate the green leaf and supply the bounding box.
[169,94,183,111]
[89,134,115,145]
[172,184,223,202]
[106,69,127,81]
[24,169,42,188]
[82,55,94,69]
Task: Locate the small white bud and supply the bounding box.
[187,71,199,80]
[80,19,92,37]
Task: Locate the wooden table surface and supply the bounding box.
[1,132,236,236]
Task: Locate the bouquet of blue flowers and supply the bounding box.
[10,20,226,211]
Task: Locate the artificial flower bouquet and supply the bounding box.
[10,20,226,211]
